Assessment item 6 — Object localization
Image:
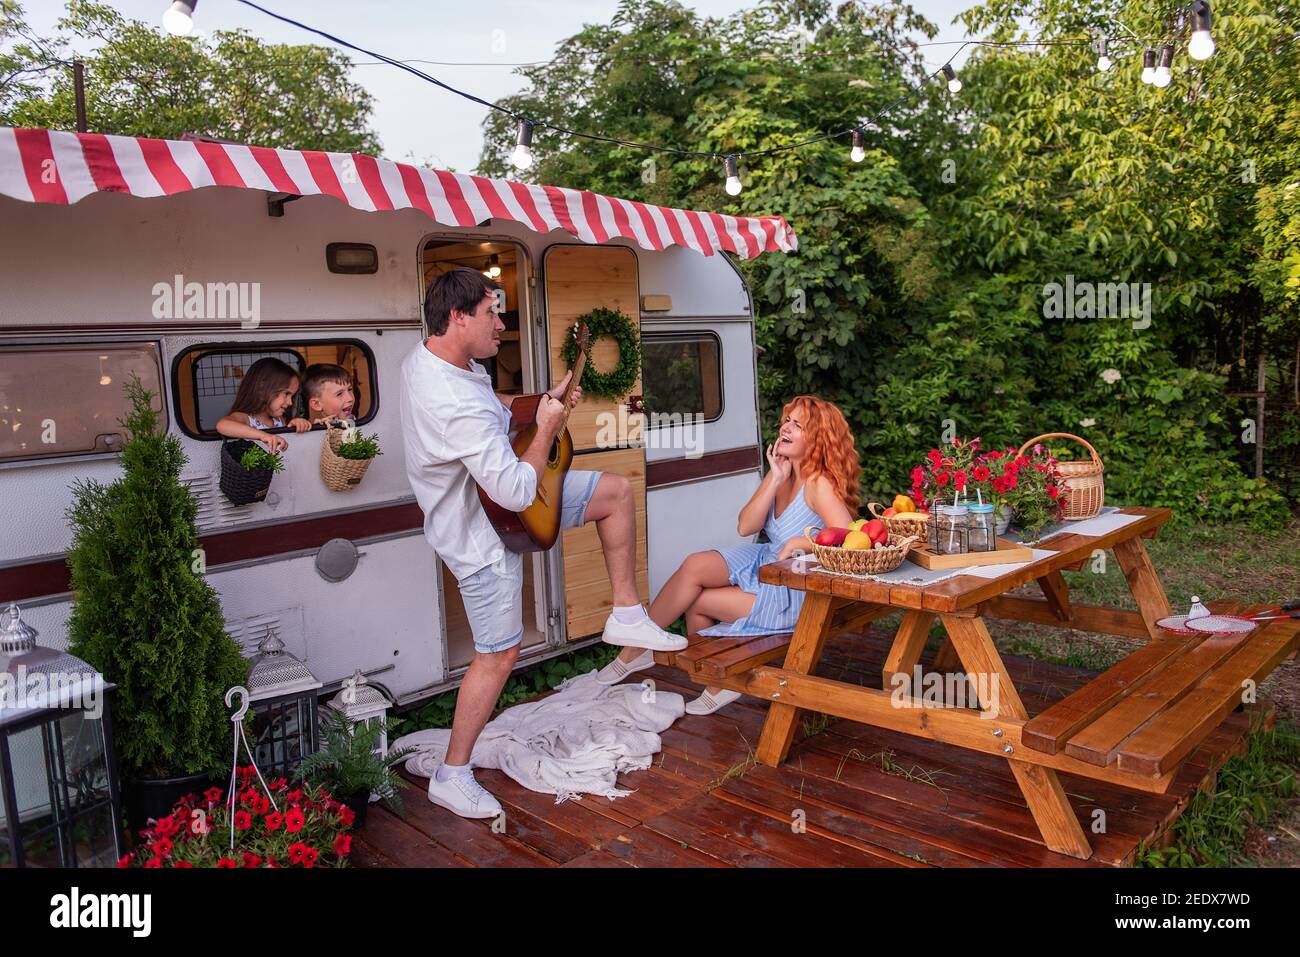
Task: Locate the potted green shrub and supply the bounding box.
[66,376,249,826]
[319,422,382,492]
[219,439,283,505]
[296,708,415,828]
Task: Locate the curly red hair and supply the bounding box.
[781,396,861,513]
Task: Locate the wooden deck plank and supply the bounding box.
[599,825,732,868]
[388,776,555,868]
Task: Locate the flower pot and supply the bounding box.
[994,505,1012,535]
[122,770,218,831]
[219,439,275,505]
[319,429,374,492]
[339,789,370,830]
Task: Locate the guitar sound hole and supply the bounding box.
[548,439,561,467]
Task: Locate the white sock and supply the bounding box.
[436,761,470,783]
[612,603,649,624]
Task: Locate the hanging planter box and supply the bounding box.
[319,426,380,492]
[219,439,278,505]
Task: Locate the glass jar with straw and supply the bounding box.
[936,503,969,555]
[967,502,997,552]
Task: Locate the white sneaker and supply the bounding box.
[685,688,742,715]
[427,767,502,820]
[601,614,687,652]
[593,648,655,685]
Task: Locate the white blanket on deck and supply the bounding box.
[392,671,685,804]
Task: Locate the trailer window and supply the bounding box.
[642,332,723,425]
[171,340,377,439]
[0,343,165,463]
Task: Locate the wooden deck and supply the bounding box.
[352,631,1273,868]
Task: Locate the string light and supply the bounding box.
[723,155,742,196]
[162,0,196,36]
[1188,1,1216,60]
[485,254,501,279]
[1095,36,1112,72]
[1141,48,1157,84]
[1153,44,1175,87]
[510,119,535,171]
[850,128,866,163]
[941,64,962,93]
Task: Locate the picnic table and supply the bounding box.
[661,506,1300,860]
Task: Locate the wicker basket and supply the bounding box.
[804,526,919,576]
[1018,432,1104,520]
[867,502,930,541]
[219,439,275,506]
[319,427,373,492]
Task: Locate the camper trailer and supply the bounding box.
[0,127,797,706]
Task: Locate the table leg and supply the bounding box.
[1113,537,1174,638]
[1038,570,1073,622]
[754,591,835,767]
[941,614,1092,859]
[882,610,936,697]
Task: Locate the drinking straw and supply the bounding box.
[947,488,960,551]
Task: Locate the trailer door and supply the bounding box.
[541,245,648,640]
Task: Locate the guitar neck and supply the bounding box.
[560,350,587,425]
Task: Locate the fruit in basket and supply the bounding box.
[893,494,916,513]
[814,527,849,547]
[848,518,868,531]
[843,530,873,550]
[864,519,888,545]
[883,507,897,517]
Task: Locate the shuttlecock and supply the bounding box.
[1187,596,1211,620]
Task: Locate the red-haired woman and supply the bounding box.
[596,396,862,713]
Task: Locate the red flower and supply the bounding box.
[150,837,173,858]
[266,856,280,869]
[910,466,925,484]
[1047,485,1060,499]
[288,841,309,865]
[972,466,991,482]
[1006,474,1019,489]
[286,788,304,805]
[173,860,193,868]
[927,449,941,465]
[268,778,287,791]
[934,472,950,488]
[153,815,180,838]
[144,857,163,868]
[116,854,133,868]
[335,805,356,828]
[233,809,253,831]
[242,851,264,868]
[285,807,306,834]
[265,811,283,832]
[239,788,259,808]
[954,471,968,491]
[237,765,255,785]
[216,857,238,868]
[203,787,223,804]
[254,794,272,816]
[300,846,319,868]
[334,833,352,857]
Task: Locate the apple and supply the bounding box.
[883,507,897,517]
[864,519,888,545]
[814,527,849,547]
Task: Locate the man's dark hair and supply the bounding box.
[424,267,501,336]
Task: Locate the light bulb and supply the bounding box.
[1097,55,1112,72]
[850,128,865,163]
[1153,44,1174,88]
[723,155,742,195]
[1141,48,1156,84]
[511,119,534,171]
[162,1,195,36]
[941,64,961,94]
[1189,2,1215,60]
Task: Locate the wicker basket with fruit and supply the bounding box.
[805,524,919,576]
[867,496,930,541]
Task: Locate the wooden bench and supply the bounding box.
[659,598,895,682]
[1022,602,1300,777]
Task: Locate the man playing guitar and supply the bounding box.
[400,267,686,819]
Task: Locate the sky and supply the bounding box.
[23,0,979,172]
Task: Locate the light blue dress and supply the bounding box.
[698,483,821,637]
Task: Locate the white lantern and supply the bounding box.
[326,670,391,802]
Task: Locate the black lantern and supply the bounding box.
[246,629,321,781]
[0,603,123,867]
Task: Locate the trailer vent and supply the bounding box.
[182,472,257,529]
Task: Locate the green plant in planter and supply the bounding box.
[334,431,382,461]
[297,708,416,813]
[239,445,284,472]
[66,376,249,781]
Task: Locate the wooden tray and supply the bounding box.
[908,537,1033,570]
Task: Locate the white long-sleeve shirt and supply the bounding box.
[399,341,538,580]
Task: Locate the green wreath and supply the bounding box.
[559,307,641,401]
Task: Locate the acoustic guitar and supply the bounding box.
[478,323,590,552]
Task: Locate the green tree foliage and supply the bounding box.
[482,0,1295,524]
[0,0,379,152]
[66,377,248,781]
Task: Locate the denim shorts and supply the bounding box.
[460,470,603,654]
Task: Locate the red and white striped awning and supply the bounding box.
[0,127,797,260]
